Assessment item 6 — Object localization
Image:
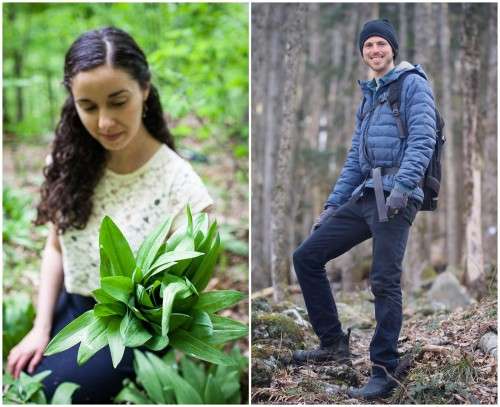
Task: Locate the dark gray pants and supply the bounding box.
[293,188,419,375]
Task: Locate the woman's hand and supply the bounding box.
[7,327,51,378]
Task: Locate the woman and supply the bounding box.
[6,27,213,403]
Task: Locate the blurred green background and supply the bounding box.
[3,2,249,377]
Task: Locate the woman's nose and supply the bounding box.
[98,112,116,132]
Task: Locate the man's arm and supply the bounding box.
[393,75,436,193]
[324,102,365,208]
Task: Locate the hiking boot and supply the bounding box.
[347,374,397,400]
[292,329,351,364]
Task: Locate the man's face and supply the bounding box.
[362,36,394,77]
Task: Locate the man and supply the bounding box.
[292,19,436,400]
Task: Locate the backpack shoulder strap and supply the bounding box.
[387,70,417,139]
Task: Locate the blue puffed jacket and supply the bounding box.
[325,61,437,208]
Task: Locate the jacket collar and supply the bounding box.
[358,61,429,95]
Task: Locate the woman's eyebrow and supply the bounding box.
[108,89,130,98]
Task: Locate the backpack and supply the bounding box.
[387,70,445,211]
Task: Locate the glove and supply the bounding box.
[385,189,409,218]
[311,206,336,233]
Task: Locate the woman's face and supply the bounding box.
[71,65,149,151]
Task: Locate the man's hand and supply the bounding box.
[385,188,408,218]
[311,206,336,233]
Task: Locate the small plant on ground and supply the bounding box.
[115,347,247,404]
[3,371,79,404]
[44,207,248,367]
[3,294,36,360]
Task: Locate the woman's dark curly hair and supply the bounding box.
[35,27,175,234]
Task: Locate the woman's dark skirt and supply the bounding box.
[33,288,135,404]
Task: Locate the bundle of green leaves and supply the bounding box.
[115,348,246,404]
[3,371,79,404]
[44,208,247,368]
[3,294,35,360]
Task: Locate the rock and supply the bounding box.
[282,308,311,329]
[478,331,497,358]
[251,343,293,366]
[252,297,272,313]
[427,271,473,311]
[252,312,305,348]
[251,358,274,388]
[322,365,360,387]
[324,383,344,396]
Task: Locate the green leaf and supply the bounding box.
[91,288,117,304]
[120,312,152,347]
[132,266,143,284]
[170,329,234,366]
[191,233,221,291]
[192,212,209,239]
[114,381,153,404]
[136,216,173,273]
[170,313,192,331]
[77,317,108,365]
[161,281,190,336]
[107,318,125,368]
[144,334,169,351]
[136,285,154,307]
[101,276,134,304]
[185,221,218,279]
[133,350,165,403]
[51,382,80,404]
[219,370,240,400]
[147,352,203,404]
[148,251,203,278]
[205,315,248,344]
[99,247,113,278]
[94,302,126,317]
[44,310,94,356]
[204,373,225,404]
[180,356,206,396]
[190,310,213,337]
[186,205,194,236]
[29,370,52,382]
[99,216,136,277]
[194,290,245,313]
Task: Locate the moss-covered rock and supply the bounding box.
[252,312,305,348]
[322,365,360,387]
[251,358,274,388]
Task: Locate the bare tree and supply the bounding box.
[270,4,307,302]
[461,3,485,295]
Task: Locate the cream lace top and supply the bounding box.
[59,145,213,296]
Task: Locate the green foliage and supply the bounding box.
[3,370,79,404]
[44,207,248,367]
[3,186,48,295]
[3,3,248,161]
[3,294,36,360]
[115,347,247,404]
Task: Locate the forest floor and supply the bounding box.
[251,286,497,404]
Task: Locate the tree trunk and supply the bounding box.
[250,4,271,290]
[271,4,306,302]
[461,3,485,296]
[440,3,459,270]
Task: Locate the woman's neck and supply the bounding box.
[106,127,163,174]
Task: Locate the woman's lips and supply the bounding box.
[101,131,124,141]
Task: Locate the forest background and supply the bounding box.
[251,3,497,404]
[3,3,249,401]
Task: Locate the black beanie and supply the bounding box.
[359,19,399,59]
